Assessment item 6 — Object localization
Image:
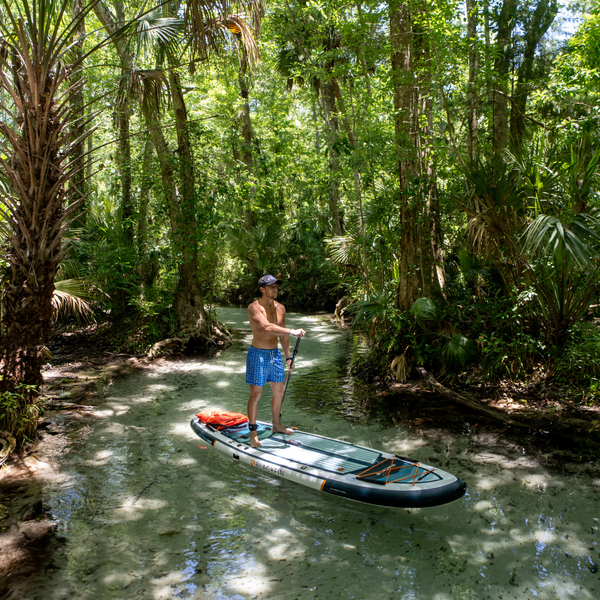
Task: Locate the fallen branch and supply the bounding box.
[416,367,530,428]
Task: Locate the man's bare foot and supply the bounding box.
[273,426,294,435]
[250,432,261,448]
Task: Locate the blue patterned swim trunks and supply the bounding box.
[246,346,285,387]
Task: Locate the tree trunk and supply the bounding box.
[116,94,134,242]
[389,0,441,310]
[492,0,518,170]
[93,0,207,336]
[0,33,80,441]
[142,111,182,262]
[466,0,479,165]
[168,67,208,335]
[320,80,344,236]
[68,0,86,227]
[331,77,370,290]
[509,0,558,152]
[237,45,256,229]
[137,136,153,254]
[114,1,133,243]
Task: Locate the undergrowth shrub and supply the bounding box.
[0,383,42,444]
[554,321,600,387]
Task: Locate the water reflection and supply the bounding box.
[31,308,600,599]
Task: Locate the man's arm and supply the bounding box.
[248,303,304,337]
[279,308,291,360]
[277,306,305,371]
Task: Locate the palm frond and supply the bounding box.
[134,11,183,55]
[185,0,263,65]
[523,213,600,270]
[52,278,95,322]
[506,141,560,215]
[410,297,439,322]
[391,353,409,382]
[119,67,169,115]
[326,230,362,267]
[565,138,600,211]
[442,334,478,367]
[206,15,260,68]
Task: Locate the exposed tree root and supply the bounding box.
[0,431,16,466]
[146,337,188,361]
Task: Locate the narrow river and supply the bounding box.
[33,308,599,599]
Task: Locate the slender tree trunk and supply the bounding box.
[116,95,133,242]
[390,0,441,310]
[492,0,518,170]
[237,45,256,229]
[93,0,207,336]
[331,77,370,290]
[320,80,343,236]
[312,96,320,153]
[87,130,93,185]
[69,0,86,227]
[484,0,491,99]
[509,0,558,152]
[144,110,179,235]
[390,0,419,310]
[114,1,133,243]
[356,3,372,97]
[168,66,208,335]
[466,0,479,165]
[137,136,153,254]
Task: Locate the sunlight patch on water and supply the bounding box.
[195,362,245,374]
[522,474,554,490]
[386,435,428,454]
[534,529,556,544]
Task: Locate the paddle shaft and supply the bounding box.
[280,336,301,416]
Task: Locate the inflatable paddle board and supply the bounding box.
[191,410,466,508]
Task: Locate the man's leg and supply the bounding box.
[247,384,263,447]
[270,381,293,435]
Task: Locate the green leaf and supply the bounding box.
[410,298,439,322]
[443,334,478,367]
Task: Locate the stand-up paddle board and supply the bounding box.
[191,410,466,508]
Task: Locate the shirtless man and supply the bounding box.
[246,274,306,448]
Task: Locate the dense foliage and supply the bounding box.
[1,0,599,442]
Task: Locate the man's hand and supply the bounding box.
[289,328,306,337]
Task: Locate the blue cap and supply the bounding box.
[258,274,282,287]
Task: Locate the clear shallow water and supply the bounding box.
[34,308,600,599]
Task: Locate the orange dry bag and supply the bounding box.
[196,409,249,429]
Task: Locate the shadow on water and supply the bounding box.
[20,309,600,600]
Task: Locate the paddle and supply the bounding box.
[280,335,301,416]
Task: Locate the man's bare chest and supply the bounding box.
[264,305,280,324]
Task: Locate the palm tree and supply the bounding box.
[0,0,94,440]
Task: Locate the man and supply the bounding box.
[246,274,306,448]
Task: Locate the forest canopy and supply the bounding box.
[0,0,599,442]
